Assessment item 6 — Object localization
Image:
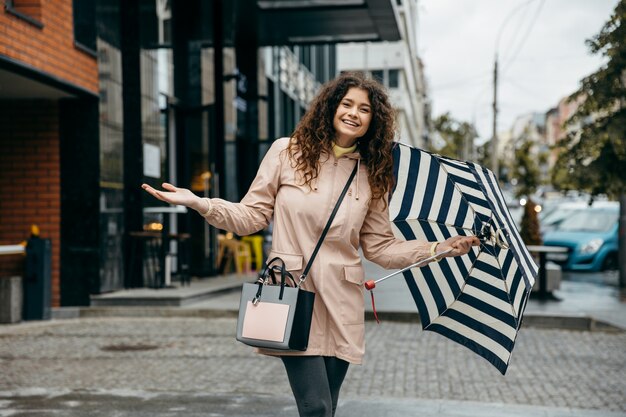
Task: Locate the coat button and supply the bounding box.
[333,162,338,166]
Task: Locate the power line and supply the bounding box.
[494,0,541,59]
[510,54,596,63]
[491,0,544,175]
[502,0,546,74]
[502,77,543,98]
[498,1,534,63]
[431,71,492,91]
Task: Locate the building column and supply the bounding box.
[120,0,145,287]
[234,0,260,199]
[59,97,100,305]
[172,0,214,275]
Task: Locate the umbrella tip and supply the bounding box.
[364,280,376,291]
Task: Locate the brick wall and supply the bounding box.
[0,100,61,307]
[0,0,98,94]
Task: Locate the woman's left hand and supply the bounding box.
[436,235,480,258]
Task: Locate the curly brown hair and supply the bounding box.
[287,72,396,201]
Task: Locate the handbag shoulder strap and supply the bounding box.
[298,162,358,286]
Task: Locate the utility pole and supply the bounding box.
[491,56,499,178]
[491,0,538,179]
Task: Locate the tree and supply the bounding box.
[520,198,542,245]
[552,0,626,285]
[512,136,544,245]
[475,139,509,182]
[430,113,477,161]
[553,1,626,195]
[512,136,543,198]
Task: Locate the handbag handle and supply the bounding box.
[297,163,358,287]
[258,257,295,286]
[253,257,294,303]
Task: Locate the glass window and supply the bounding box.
[388,69,400,88]
[557,209,619,233]
[328,44,336,77]
[316,46,325,81]
[73,0,97,53]
[5,0,43,28]
[371,70,384,84]
[299,46,311,70]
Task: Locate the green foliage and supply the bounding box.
[475,141,491,167]
[511,135,543,199]
[431,112,477,160]
[511,134,544,243]
[474,140,508,181]
[552,0,626,199]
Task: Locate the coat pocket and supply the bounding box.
[340,265,365,324]
[267,250,303,271]
[342,264,364,285]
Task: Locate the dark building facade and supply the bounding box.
[0,0,400,307]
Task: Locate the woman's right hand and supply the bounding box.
[141,183,206,212]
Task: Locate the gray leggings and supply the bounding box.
[281,356,350,417]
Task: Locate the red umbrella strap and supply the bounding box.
[369,291,380,324]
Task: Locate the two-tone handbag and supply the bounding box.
[236,257,314,350]
[236,163,358,351]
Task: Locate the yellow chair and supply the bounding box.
[241,235,265,271]
[217,233,252,274]
[235,241,252,274]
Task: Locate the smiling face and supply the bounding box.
[332,87,372,147]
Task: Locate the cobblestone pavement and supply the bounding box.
[0,317,625,414]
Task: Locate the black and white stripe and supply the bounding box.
[389,143,538,374]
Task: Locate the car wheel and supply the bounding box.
[601,253,618,271]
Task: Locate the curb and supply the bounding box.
[50,306,624,333]
[89,285,239,308]
[48,277,626,333]
[89,276,249,308]
[522,313,624,332]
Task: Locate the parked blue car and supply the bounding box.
[543,205,619,271]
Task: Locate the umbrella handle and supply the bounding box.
[364,249,453,290]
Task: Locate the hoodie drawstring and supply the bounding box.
[369,290,380,324]
[355,157,360,200]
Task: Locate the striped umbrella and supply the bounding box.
[382,142,537,375]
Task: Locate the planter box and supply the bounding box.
[0,276,22,324]
[532,261,562,292]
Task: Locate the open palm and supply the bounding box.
[142,182,202,211]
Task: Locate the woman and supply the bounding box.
[142,72,478,417]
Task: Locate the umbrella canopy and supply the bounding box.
[388,142,538,375]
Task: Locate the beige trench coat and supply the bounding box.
[203,137,432,364]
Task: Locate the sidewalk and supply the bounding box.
[1,314,624,417]
[2,390,625,417]
[58,267,626,332]
[5,266,624,417]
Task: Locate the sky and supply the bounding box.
[418,0,619,143]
